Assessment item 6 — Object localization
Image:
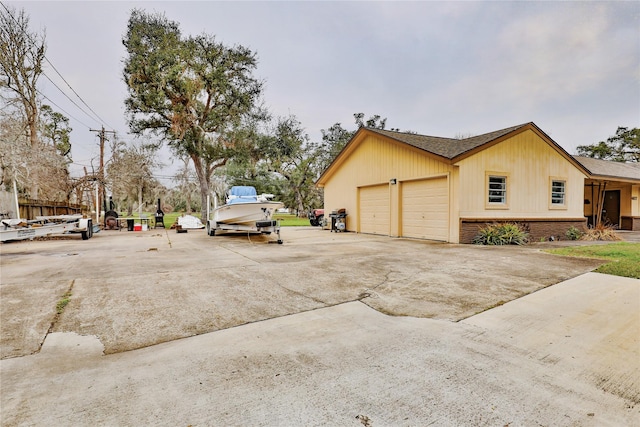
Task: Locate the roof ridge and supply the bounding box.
[365,122,532,160]
[368,122,530,141]
[462,122,530,140]
[366,127,458,141]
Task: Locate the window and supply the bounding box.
[488,176,507,204]
[551,179,566,205]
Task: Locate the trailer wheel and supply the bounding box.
[207,223,216,236]
[81,220,93,240]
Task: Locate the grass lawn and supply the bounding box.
[273,213,312,226]
[116,212,200,229]
[546,242,640,279]
[162,212,197,228]
[125,212,312,228]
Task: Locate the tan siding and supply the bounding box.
[449,168,460,243]
[456,129,586,219]
[359,185,390,235]
[323,134,456,235]
[401,177,449,241]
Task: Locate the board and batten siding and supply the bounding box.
[322,133,458,240]
[455,129,586,219]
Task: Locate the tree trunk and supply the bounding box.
[191,155,210,221]
[24,90,40,200]
[295,187,305,217]
[185,190,192,214]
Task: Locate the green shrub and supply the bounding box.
[473,222,530,245]
[565,226,584,241]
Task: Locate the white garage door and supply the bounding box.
[359,184,390,235]
[401,177,449,241]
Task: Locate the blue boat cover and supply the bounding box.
[228,186,258,204]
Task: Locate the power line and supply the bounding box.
[37,88,93,129]
[0,1,116,132]
[41,73,103,128]
[43,59,115,130]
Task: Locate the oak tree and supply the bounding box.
[577,127,639,162]
[123,9,262,219]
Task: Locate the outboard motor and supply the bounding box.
[154,199,165,229]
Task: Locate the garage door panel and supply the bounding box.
[359,185,389,235]
[401,177,449,241]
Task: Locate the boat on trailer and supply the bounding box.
[206,186,283,243]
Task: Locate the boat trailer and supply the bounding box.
[0,215,94,242]
[206,219,283,244]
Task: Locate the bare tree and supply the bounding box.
[0,110,29,193]
[106,139,161,215]
[173,157,199,213]
[0,5,46,198]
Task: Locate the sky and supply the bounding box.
[8,1,640,184]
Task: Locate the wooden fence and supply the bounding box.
[17,199,87,220]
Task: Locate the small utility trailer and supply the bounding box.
[206,219,283,244]
[0,215,94,242]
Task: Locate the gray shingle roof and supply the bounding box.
[367,123,529,159]
[573,156,640,181]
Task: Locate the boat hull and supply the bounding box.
[214,201,283,225]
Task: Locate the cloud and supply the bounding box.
[11,0,639,179]
[418,2,638,126]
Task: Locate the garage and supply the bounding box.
[318,123,594,244]
[359,184,390,235]
[401,177,449,241]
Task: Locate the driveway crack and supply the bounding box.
[358,269,397,299]
[38,279,75,353]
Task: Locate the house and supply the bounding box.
[573,156,640,231]
[317,122,640,243]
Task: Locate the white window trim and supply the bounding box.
[485,172,510,210]
[549,177,567,210]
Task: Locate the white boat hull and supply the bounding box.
[214,201,283,225]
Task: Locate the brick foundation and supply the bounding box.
[460,218,588,244]
[621,216,640,231]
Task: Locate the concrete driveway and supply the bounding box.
[1,227,638,425]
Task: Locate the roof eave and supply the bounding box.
[316,127,367,187]
[316,128,451,186]
[453,122,591,177]
[586,174,640,184]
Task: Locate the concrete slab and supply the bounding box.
[1,302,637,426]
[462,272,640,405]
[1,227,638,425]
[1,228,603,357]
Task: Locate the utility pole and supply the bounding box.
[90,127,116,219]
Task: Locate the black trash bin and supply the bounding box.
[329,209,347,232]
[127,219,134,231]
